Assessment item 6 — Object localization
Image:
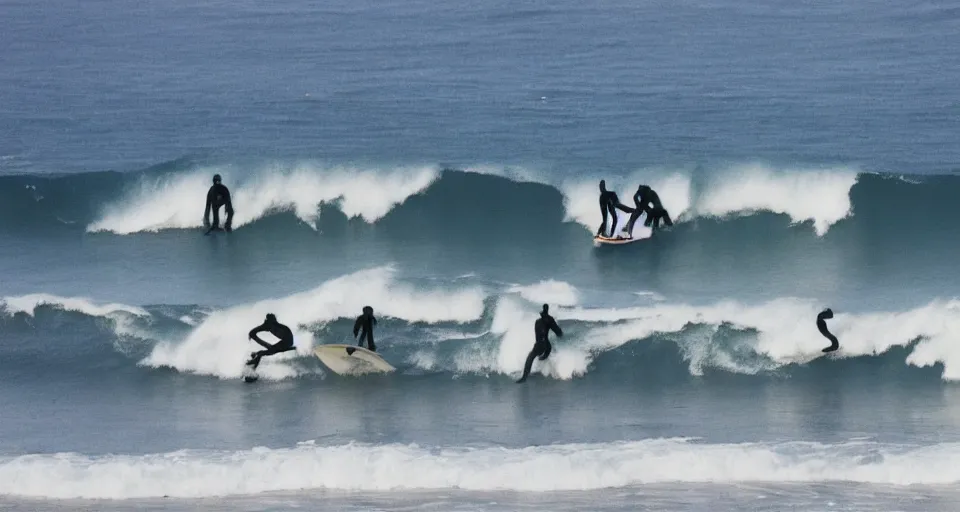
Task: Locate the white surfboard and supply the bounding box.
[594,234,645,246]
[314,344,396,376]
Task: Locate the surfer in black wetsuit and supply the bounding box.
[817,308,839,353]
[246,313,296,369]
[625,185,673,235]
[354,306,377,352]
[517,304,563,383]
[204,174,234,233]
[597,180,634,238]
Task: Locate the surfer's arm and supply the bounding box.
[353,317,362,337]
[203,187,214,223]
[550,319,563,337]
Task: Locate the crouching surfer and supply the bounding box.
[204,173,234,233]
[517,304,563,383]
[624,184,673,237]
[246,313,296,369]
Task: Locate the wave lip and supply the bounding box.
[0,294,148,318]
[0,439,955,499]
[86,163,439,234]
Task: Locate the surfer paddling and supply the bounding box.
[517,304,563,383]
[204,173,234,233]
[354,306,378,352]
[817,308,839,353]
[246,313,296,369]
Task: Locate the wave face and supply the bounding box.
[0,159,868,238]
[0,438,956,499]
[2,271,956,382]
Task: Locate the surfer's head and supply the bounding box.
[541,304,549,316]
[213,174,222,184]
[363,306,373,316]
[599,180,606,192]
[264,313,277,324]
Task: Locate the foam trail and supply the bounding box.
[693,163,858,235]
[141,267,486,380]
[1,439,957,499]
[87,164,439,234]
[0,294,148,318]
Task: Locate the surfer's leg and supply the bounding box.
[538,341,552,361]
[211,205,221,229]
[609,208,618,236]
[821,333,839,353]
[517,350,538,383]
[598,207,608,236]
[624,210,640,235]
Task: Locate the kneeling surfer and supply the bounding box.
[354,306,377,352]
[817,308,839,353]
[246,313,296,369]
[517,304,563,383]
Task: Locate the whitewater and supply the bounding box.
[5,0,960,509]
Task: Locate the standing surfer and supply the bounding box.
[817,308,839,352]
[517,304,563,383]
[204,173,234,233]
[597,180,634,238]
[354,306,377,352]
[246,313,296,369]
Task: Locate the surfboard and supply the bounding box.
[594,234,645,246]
[314,344,396,376]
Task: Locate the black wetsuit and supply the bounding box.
[247,322,296,369]
[642,188,672,229]
[598,191,634,237]
[517,313,563,383]
[817,309,839,353]
[354,312,377,351]
[625,186,651,234]
[204,183,234,231]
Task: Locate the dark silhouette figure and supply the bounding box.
[204,174,234,233]
[625,185,673,235]
[597,180,634,238]
[354,306,378,352]
[517,304,563,383]
[817,308,839,353]
[246,313,296,369]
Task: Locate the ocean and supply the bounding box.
[2,0,960,510]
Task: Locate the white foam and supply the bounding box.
[0,294,148,318]
[508,280,580,307]
[87,163,439,234]
[419,294,960,381]
[693,163,858,236]
[560,164,857,237]
[141,267,486,380]
[1,439,957,499]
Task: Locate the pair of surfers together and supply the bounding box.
[245,306,378,370]
[597,179,673,240]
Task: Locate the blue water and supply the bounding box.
[3,0,960,509]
